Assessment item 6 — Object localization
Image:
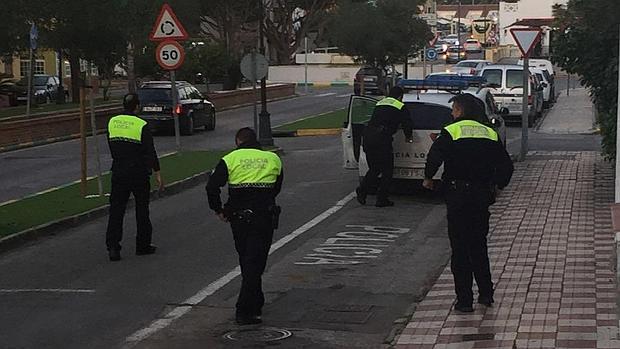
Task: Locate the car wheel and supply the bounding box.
[181,115,194,135]
[205,109,216,131]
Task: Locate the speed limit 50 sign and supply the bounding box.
[155,40,185,70]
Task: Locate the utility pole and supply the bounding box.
[457,0,462,56]
[258,0,273,146]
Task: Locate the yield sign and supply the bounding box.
[149,3,189,41]
[510,27,542,57]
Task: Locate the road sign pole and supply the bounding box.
[615,24,620,203]
[520,57,529,161]
[251,51,258,133]
[423,46,427,78]
[170,70,181,150]
[26,48,33,117]
[304,36,309,94]
[88,88,103,197]
[79,87,88,196]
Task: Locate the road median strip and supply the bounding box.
[272,108,345,137]
[0,150,228,252]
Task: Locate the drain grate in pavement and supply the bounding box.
[528,154,576,161]
[223,327,292,342]
[461,333,495,342]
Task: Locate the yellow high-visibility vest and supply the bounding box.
[444,119,498,142]
[222,148,282,188]
[376,97,405,110]
[108,115,147,144]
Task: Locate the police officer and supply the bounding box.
[423,93,513,312]
[356,86,413,207]
[206,128,283,325]
[106,93,164,262]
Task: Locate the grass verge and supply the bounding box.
[274,108,347,132]
[0,150,228,238]
[0,97,122,120]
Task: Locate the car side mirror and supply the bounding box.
[500,107,510,115]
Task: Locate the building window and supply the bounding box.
[20,59,45,77]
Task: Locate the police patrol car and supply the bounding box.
[342,76,508,183]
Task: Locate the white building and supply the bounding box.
[499,0,568,52]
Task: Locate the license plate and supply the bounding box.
[143,106,163,112]
[364,77,374,82]
[393,168,425,179]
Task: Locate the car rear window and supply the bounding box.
[456,62,478,68]
[506,69,523,89]
[482,69,502,87]
[358,68,379,75]
[138,88,171,103]
[404,103,453,130]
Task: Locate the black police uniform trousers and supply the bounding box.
[106,174,153,251]
[360,147,394,201]
[445,183,494,305]
[230,213,274,317]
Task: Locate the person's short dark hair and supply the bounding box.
[123,93,140,112]
[449,93,484,119]
[235,127,257,144]
[388,86,404,99]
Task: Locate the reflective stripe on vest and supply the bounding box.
[444,119,499,142]
[222,149,282,188]
[108,115,147,144]
[375,97,405,110]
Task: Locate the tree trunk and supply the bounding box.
[69,54,81,103]
[127,41,136,93]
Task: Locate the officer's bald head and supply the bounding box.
[388,86,404,100]
[235,127,257,146]
[123,93,140,113]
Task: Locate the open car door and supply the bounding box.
[342,95,378,169]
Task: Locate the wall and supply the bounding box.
[499,0,567,45]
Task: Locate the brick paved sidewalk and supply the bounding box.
[395,151,619,349]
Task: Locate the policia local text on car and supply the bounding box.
[423,93,513,313]
[206,128,283,325]
[106,93,164,262]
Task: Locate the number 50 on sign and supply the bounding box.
[155,40,185,70]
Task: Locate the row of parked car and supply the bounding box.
[0,74,69,106]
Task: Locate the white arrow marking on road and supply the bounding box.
[0,289,95,294]
[123,191,356,347]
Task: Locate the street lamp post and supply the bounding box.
[457,0,461,56]
[258,0,273,146]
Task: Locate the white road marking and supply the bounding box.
[313,92,337,98]
[123,191,356,347]
[336,94,352,98]
[0,288,96,294]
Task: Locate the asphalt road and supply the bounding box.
[0,86,352,203]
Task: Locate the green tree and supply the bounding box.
[552,0,620,159]
[329,0,431,94]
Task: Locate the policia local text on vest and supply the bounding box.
[105,93,164,262]
[206,127,283,325]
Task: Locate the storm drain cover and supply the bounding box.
[224,327,292,342]
[461,333,495,342]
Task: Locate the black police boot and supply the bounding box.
[454,302,474,313]
[478,295,495,307]
[356,187,367,205]
[375,199,394,207]
[136,245,157,256]
[108,249,121,262]
[236,314,262,325]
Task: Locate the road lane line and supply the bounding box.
[0,288,95,294]
[336,94,351,98]
[313,92,337,98]
[123,191,356,346]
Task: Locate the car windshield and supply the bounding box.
[138,88,171,103]
[482,69,502,87]
[404,102,453,130]
[506,70,524,89]
[456,62,478,68]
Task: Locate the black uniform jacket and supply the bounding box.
[206,142,284,214]
[363,103,414,151]
[107,113,160,178]
[425,117,513,189]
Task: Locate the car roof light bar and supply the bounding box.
[398,79,469,91]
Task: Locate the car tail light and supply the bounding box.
[175,104,182,115]
[470,69,476,75]
[528,95,533,104]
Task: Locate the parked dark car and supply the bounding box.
[137,81,216,135]
[15,75,65,104]
[353,66,401,95]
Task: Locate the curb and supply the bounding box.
[295,82,352,87]
[272,128,341,137]
[0,147,284,254]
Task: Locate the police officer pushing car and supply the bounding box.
[356,86,413,207]
[206,128,283,325]
[423,93,513,313]
[106,93,164,262]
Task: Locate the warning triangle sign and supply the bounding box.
[510,28,542,57]
[149,3,189,41]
